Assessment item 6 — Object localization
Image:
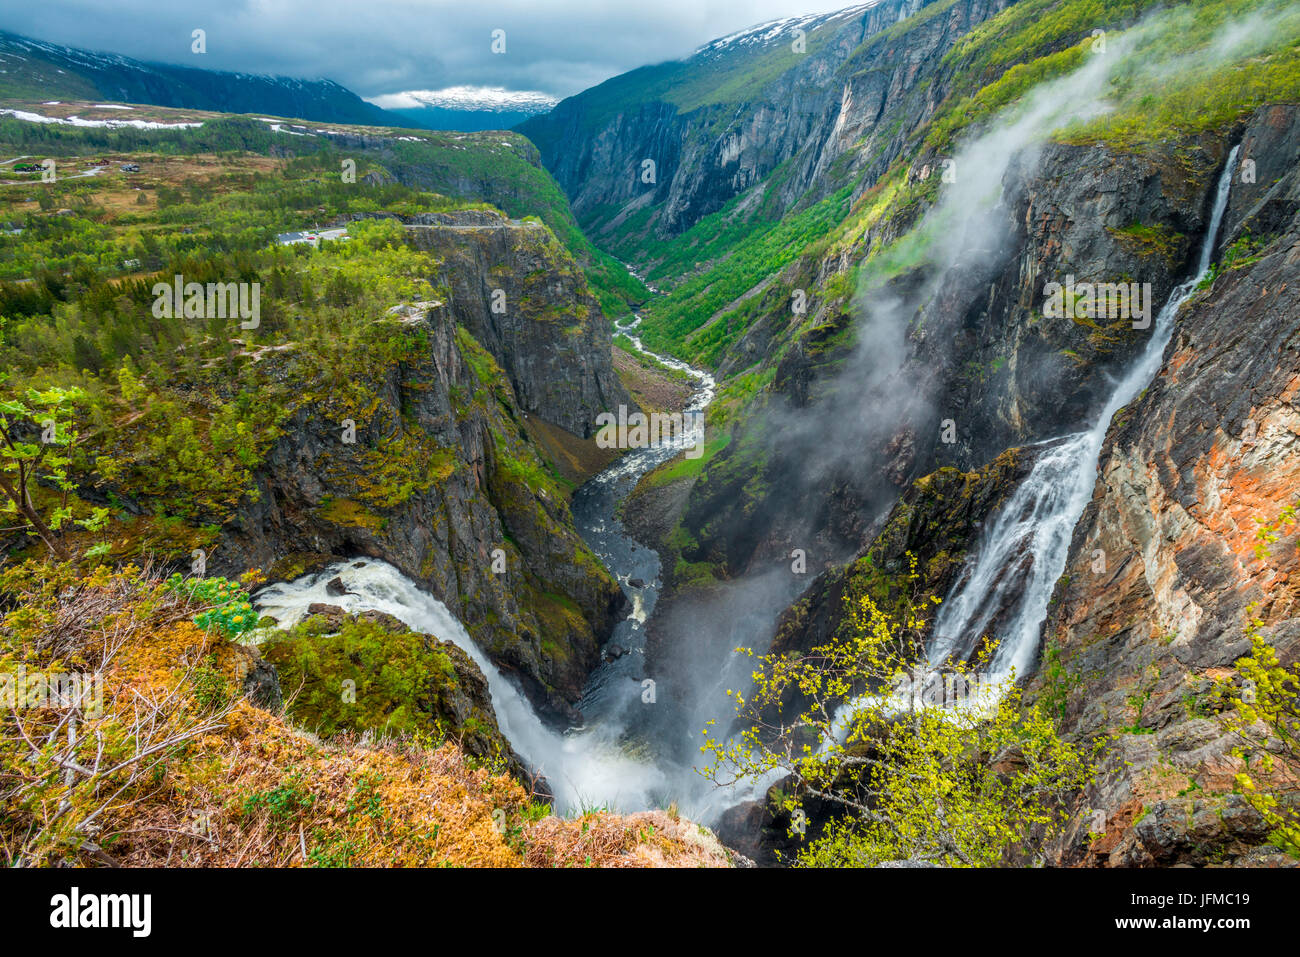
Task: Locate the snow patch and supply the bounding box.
[0,108,202,130]
[367,86,558,114]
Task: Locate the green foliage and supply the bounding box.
[637,187,853,362]
[242,778,316,824]
[1038,637,1084,720]
[0,385,109,559]
[262,613,462,738]
[705,577,1096,866]
[1220,613,1300,857]
[643,433,731,488]
[164,573,258,639]
[1253,504,1297,560]
[191,655,233,712]
[1201,232,1277,289]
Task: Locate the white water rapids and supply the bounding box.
[255,558,673,813]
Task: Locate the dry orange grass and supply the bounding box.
[1,564,736,868]
[523,810,733,868]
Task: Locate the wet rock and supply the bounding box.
[768,445,1035,695]
[306,602,345,618]
[227,642,283,712]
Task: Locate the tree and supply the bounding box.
[0,385,109,561]
[1221,610,1300,857]
[703,569,1096,867]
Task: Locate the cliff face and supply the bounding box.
[521,0,1012,250]
[403,210,630,436]
[1025,105,1300,866]
[216,282,623,724]
[669,134,1231,583]
[707,105,1300,864]
[768,448,1030,667]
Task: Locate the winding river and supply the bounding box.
[253,309,746,818]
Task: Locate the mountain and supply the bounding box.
[0,30,420,128]
[4,0,1300,871]
[517,0,947,246]
[370,87,558,131]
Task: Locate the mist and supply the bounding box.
[633,0,1296,822]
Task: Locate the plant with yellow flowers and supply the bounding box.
[702,555,1095,866]
[1219,609,1300,857]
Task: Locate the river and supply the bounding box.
[252,309,754,819]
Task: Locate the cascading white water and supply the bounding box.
[254,559,670,813]
[927,145,1241,681]
[246,144,1243,824]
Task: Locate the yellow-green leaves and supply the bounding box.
[1220,613,1300,857]
[702,554,1096,866]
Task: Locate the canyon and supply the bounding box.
[3,0,1299,869]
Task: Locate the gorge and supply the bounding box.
[2,0,1299,872]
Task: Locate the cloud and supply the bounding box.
[0,0,860,99]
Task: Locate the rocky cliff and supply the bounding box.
[215,267,624,724]
[661,133,1232,587]
[402,210,631,436]
[1026,105,1300,866]
[520,0,1012,251]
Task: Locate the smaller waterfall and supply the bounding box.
[254,560,669,814]
[928,144,1241,681]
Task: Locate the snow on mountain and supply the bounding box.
[368,87,558,116]
[0,107,203,130]
[692,2,883,58]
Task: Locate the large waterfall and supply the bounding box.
[255,558,673,814]
[252,317,744,819]
[927,145,1241,681]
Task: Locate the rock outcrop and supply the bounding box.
[402,210,630,436]
[261,608,522,774]
[216,295,623,724]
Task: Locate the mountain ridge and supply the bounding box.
[0,29,423,129]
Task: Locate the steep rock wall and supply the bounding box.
[216,300,624,724]
[1028,105,1300,866]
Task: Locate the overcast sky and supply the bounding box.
[1,1,858,100]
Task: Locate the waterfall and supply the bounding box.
[249,305,772,822]
[927,145,1241,682]
[254,560,670,814]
